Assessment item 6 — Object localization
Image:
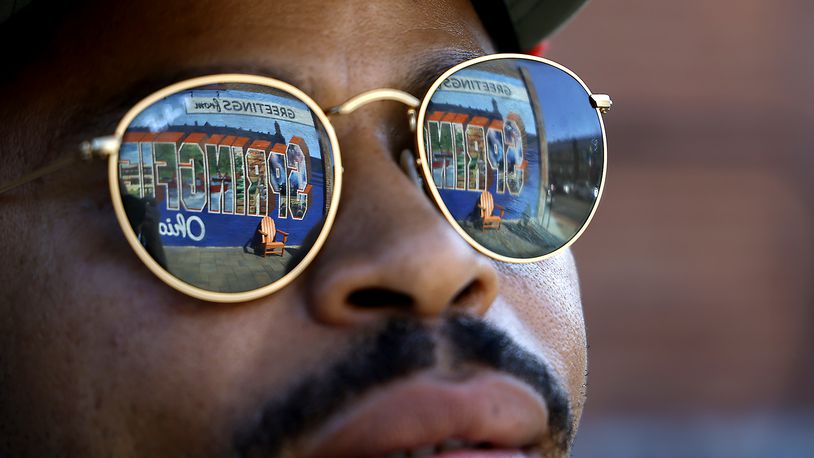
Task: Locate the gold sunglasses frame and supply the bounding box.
[110,75,343,303]
[415,53,610,264]
[0,53,610,303]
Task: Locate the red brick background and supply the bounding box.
[544,0,814,455]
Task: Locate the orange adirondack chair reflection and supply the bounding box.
[258,216,288,256]
[479,191,505,230]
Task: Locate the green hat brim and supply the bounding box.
[471,0,590,52]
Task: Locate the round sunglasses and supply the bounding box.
[0,54,611,302]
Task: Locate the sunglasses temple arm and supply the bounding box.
[0,135,119,195]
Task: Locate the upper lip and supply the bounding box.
[299,370,550,457]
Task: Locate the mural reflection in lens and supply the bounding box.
[424,58,604,259]
[117,83,335,293]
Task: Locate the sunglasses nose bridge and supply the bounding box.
[327,88,423,177]
[326,89,419,121]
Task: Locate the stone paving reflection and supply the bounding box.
[164,246,298,293]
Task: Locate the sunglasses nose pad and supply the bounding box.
[407,108,417,132]
[399,148,423,189]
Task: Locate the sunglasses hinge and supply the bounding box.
[590,94,613,113]
[80,136,120,161]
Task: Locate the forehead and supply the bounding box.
[41,0,492,106]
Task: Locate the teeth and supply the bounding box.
[384,439,479,458]
[439,438,468,451]
[410,445,436,457]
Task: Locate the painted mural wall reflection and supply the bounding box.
[424,59,604,259]
[117,83,335,293]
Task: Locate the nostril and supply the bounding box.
[347,288,415,310]
[451,279,486,309]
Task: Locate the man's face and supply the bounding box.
[0,0,587,456]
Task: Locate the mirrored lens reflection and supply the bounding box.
[424,58,604,259]
[117,83,336,293]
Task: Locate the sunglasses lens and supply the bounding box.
[422,57,605,260]
[116,81,338,295]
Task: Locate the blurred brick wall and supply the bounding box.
[545,0,814,416]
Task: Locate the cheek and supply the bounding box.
[484,251,587,414]
[2,190,353,454]
[62,267,355,454]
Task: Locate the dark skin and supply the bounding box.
[0,0,587,456]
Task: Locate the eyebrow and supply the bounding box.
[111,63,305,112]
[111,47,486,116]
[73,48,487,144]
[404,47,487,98]
[66,62,308,146]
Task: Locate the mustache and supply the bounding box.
[234,314,572,457]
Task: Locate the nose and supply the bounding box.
[304,105,499,326]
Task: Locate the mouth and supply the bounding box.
[299,371,552,458]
